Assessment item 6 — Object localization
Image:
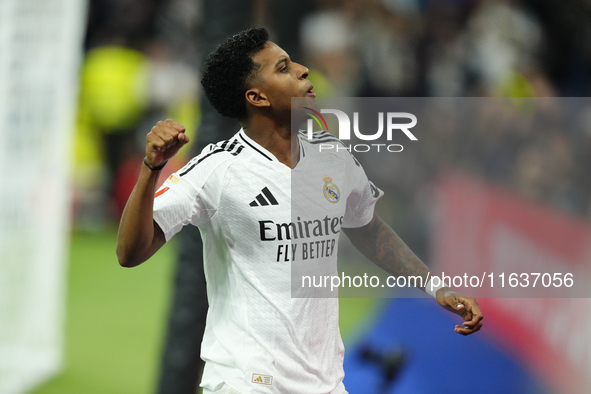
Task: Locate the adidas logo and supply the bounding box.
[251,373,273,385]
[249,187,278,207]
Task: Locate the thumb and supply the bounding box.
[178,133,190,144]
[444,298,465,314]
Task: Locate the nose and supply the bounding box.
[296,63,309,80]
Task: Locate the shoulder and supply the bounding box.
[298,129,341,145]
[176,135,247,183]
[298,130,361,168]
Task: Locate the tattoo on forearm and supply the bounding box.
[345,217,431,289]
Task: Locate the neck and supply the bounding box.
[243,115,299,168]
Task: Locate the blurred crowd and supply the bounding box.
[352,97,591,259]
[72,0,591,232]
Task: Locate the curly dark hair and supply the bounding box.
[201,28,269,121]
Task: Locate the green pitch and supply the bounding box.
[29,228,379,394]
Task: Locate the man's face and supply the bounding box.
[248,41,315,117]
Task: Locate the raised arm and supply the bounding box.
[343,212,483,335]
[116,119,189,267]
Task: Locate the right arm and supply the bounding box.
[116,119,189,267]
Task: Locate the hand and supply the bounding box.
[145,119,190,168]
[435,288,483,336]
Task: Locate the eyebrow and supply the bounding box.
[274,57,288,68]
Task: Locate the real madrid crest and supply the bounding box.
[323,175,340,203]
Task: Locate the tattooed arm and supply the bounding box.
[343,212,431,289]
[343,212,483,335]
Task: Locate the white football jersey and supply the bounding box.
[153,129,382,393]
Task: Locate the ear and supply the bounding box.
[245,88,270,109]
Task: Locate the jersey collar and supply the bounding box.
[239,128,305,164]
[238,128,278,162]
[238,128,306,168]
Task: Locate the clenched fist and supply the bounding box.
[145,119,190,168]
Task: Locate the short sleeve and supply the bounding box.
[342,154,383,228]
[153,144,227,241]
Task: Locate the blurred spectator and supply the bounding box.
[465,0,543,93]
[300,8,362,96]
[74,44,150,224]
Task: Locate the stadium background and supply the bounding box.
[2,0,591,393]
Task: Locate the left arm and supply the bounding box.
[343,212,483,336]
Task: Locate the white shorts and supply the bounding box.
[202,382,348,394]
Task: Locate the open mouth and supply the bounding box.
[306,85,316,97]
